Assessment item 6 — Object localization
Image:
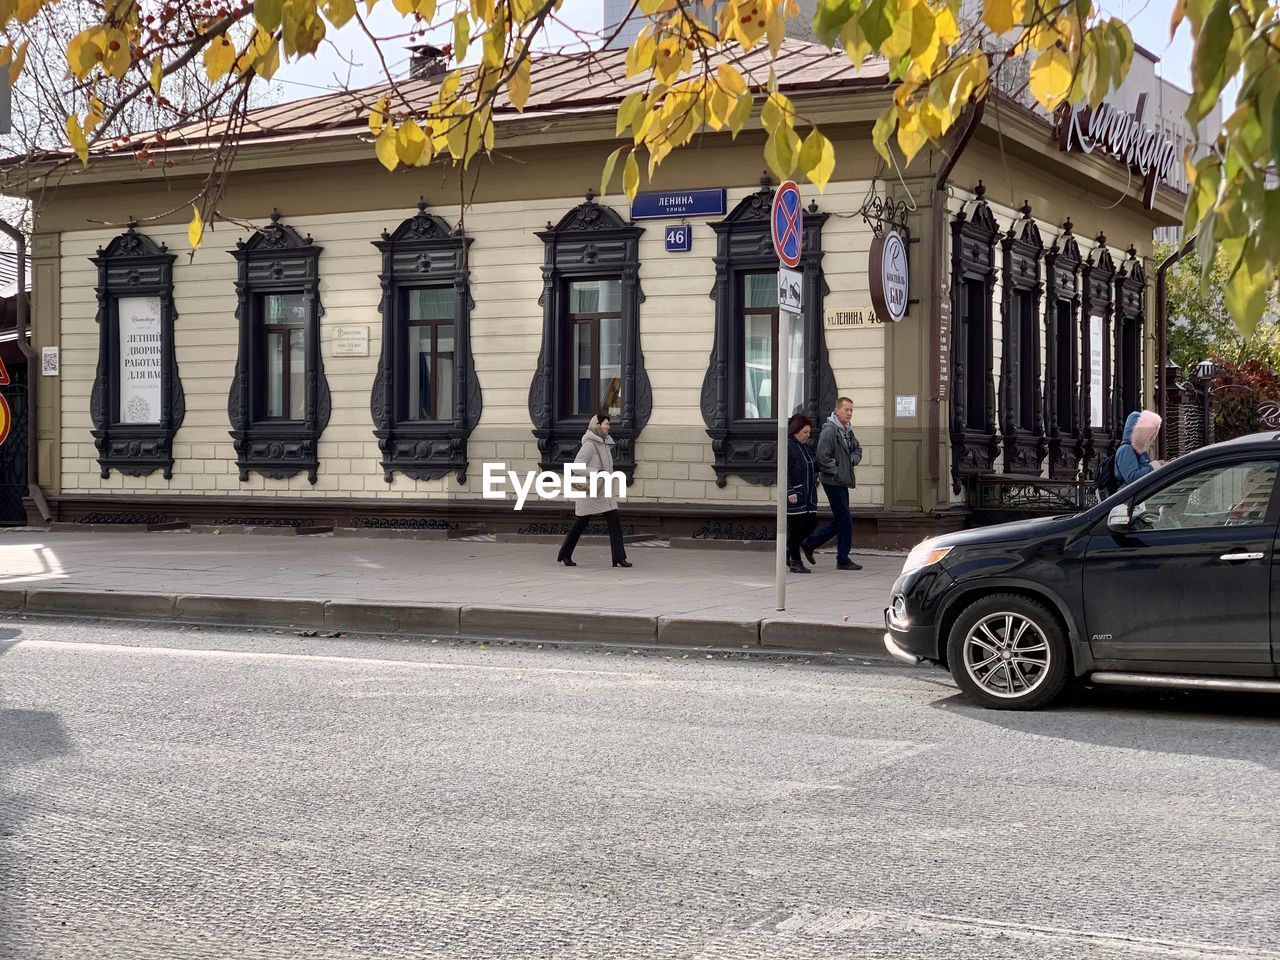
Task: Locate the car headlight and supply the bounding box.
[901,541,952,576]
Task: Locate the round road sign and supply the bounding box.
[770,180,803,269]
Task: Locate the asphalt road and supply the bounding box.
[1,615,1277,960]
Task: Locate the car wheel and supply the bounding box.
[945,594,1069,710]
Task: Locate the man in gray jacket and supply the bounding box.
[801,397,863,571]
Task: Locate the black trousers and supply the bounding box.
[786,512,817,565]
[559,509,627,563]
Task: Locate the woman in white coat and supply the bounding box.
[556,413,631,568]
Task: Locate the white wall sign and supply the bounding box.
[332,325,370,357]
[1089,319,1104,427]
[895,395,918,418]
[824,306,881,328]
[777,268,803,314]
[40,346,59,377]
[117,296,162,424]
[870,229,910,323]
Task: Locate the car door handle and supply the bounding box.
[1220,552,1265,561]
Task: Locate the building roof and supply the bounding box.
[89,40,890,159]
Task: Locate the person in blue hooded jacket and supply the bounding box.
[1115,410,1164,488]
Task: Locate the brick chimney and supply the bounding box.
[408,43,448,80]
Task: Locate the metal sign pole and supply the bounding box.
[775,282,789,612]
[770,180,803,613]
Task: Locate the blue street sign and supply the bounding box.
[664,224,692,253]
[771,180,803,269]
[630,188,726,220]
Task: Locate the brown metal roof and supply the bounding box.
[93,39,889,158]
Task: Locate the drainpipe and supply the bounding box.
[928,98,985,496]
[0,218,52,523]
[1155,235,1194,460]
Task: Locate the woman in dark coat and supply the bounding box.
[786,415,818,574]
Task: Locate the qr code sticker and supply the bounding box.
[41,348,59,376]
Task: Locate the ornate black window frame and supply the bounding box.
[1080,233,1116,475]
[949,183,1000,494]
[89,220,186,479]
[700,177,834,487]
[1044,219,1083,480]
[370,199,481,484]
[528,192,650,482]
[1114,246,1146,424]
[998,202,1046,475]
[227,210,330,484]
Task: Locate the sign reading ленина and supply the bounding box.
[1056,94,1176,210]
[630,189,726,220]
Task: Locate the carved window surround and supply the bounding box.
[949,182,1000,494]
[700,177,834,487]
[227,210,331,484]
[1080,233,1116,475]
[1115,246,1146,424]
[528,192,651,482]
[371,199,481,484]
[999,202,1046,475]
[1044,219,1083,480]
[89,220,186,479]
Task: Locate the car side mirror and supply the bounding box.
[1106,503,1131,534]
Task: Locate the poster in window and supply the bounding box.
[117,296,163,424]
[1089,318,1104,428]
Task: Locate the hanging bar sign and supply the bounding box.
[869,229,909,323]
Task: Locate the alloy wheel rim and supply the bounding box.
[963,612,1051,699]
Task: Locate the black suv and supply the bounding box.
[884,431,1280,709]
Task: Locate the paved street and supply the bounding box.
[2,617,1278,960]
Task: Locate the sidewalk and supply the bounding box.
[0,528,901,653]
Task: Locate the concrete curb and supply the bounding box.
[0,587,885,656]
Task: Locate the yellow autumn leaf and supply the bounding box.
[391,0,414,12]
[600,146,625,197]
[982,0,1025,36]
[397,118,427,165]
[369,97,389,136]
[1028,45,1073,110]
[896,108,928,163]
[100,28,130,78]
[798,128,835,191]
[85,95,105,133]
[509,54,531,112]
[204,34,236,81]
[375,123,400,171]
[716,63,747,97]
[840,16,870,69]
[327,0,357,27]
[416,0,436,19]
[728,91,753,138]
[188,206,205,250]
[150,57,163,95]
[616,91,644,137]
[623,150,640,200]
[65,114,89,166]
[764,126,800,181]
[871,106,897,162]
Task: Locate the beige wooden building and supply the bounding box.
[11,41,1182,545]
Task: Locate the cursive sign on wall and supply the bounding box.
[1055,93,1177,209]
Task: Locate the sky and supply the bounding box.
[267,0,1200,101]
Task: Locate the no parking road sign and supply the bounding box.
[771,180,803,269]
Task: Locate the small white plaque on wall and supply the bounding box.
[41,346,60,376]
[895,395,918,418]
[824,305,882,329]
[332,325,370,357]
